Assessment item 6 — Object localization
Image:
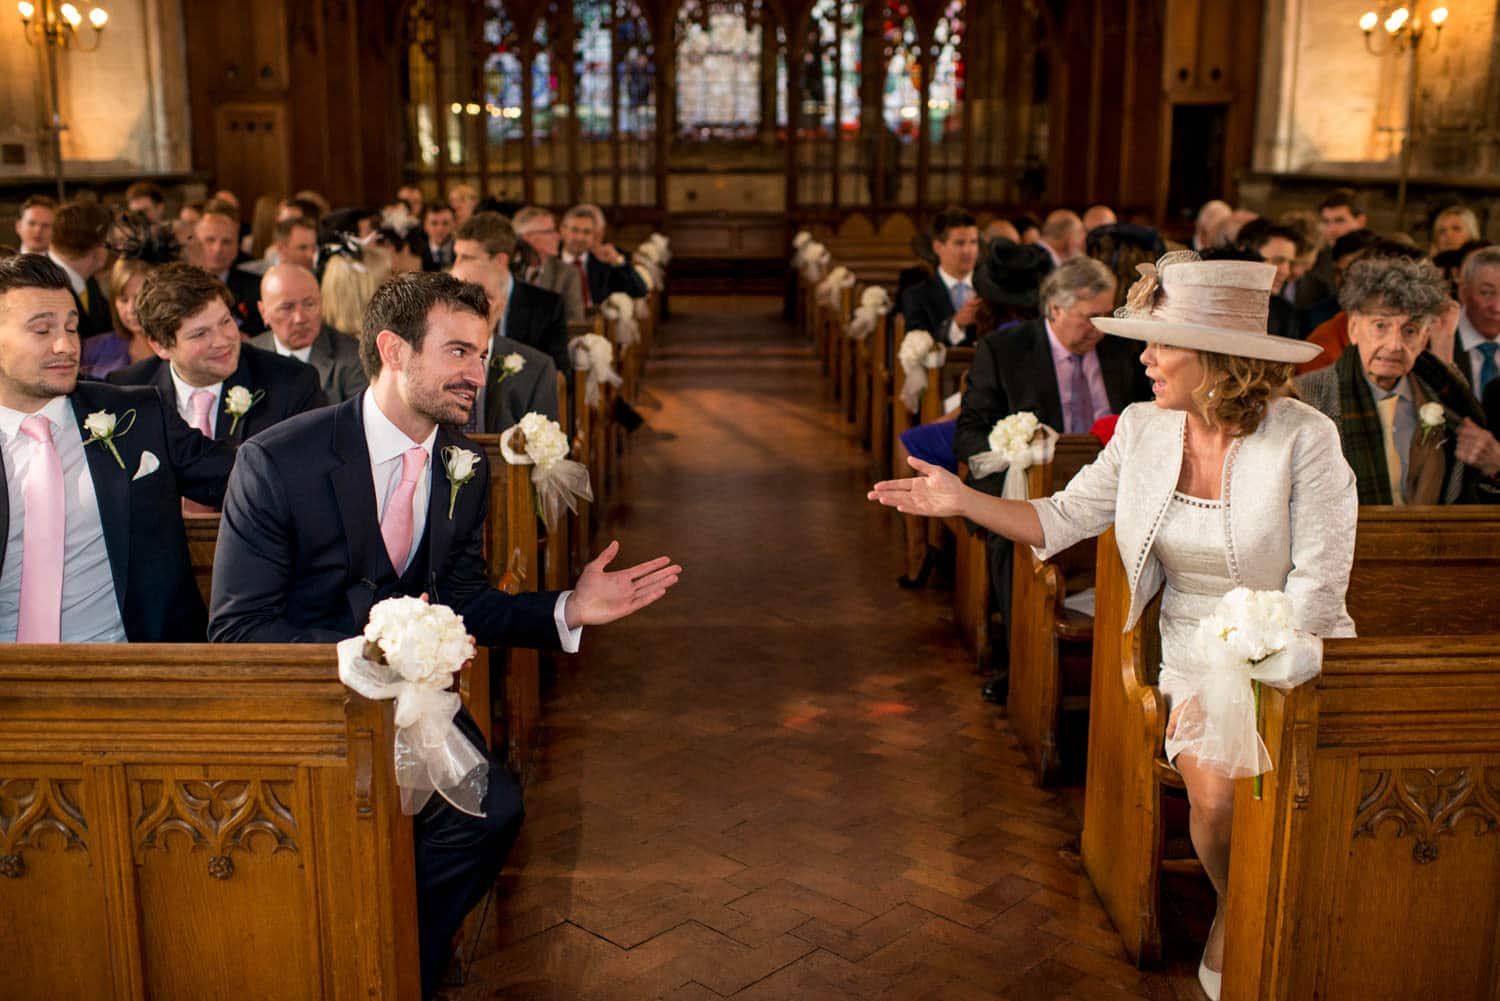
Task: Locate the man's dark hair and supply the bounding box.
[359,271,490,379]
[0,253,71,301]
[274,215,317,242]
[423,203,455,221]
[201,197,240,225]
[125,181,166,206]
[1320,188,1367,219]
[455,211,517,257]
[931,206,978,243]
[50,200,113,259]
[20,194,57,214]
[1252,223,1308,257]
[1331,229,1381,261]
[135,263,235,347]
[1365,238,1426,262]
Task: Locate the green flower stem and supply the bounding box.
[447,482,460,519]
[1253,679,1263,801]
[103,440,124,469]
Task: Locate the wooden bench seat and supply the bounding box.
[1081,507,1500,968]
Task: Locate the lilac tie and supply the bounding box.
[1068,354,1092,434]
[381,447,427,573]
[17,415,64,642]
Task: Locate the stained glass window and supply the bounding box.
[880,4,921,143]
[928,1,964,144]
[576,1,613,140]
[676,0,764,140]
[531,4,560,140]
[617,2,656,137]
[407,1,440,166]
[799,0,862,136]
[483,1,523,141]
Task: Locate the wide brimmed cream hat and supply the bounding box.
[1091,251,1322,364]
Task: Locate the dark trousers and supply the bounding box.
[414,708,524,999]
[985,530,1013,688]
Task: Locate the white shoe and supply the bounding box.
[1198,957,1222,1000]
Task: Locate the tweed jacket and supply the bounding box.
[1030,398,1358,637]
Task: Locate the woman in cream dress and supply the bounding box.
[870,254,1357,999]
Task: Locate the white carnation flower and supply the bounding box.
[502,353,525,375]
[83,411,116,438]
[225,386,255,415]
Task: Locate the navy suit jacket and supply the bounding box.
[585,249,647,304]
[72,276,113,340]
[107,344,327,443]
[208,394,562,646]
[898,273,976,347]
[225,267,266,334]
[506,281,570,373]
[0,381,235,640]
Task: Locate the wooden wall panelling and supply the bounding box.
[287,1,333,200]
[1049,0,1096,206]
[1118,0,1166,217]
[212,103,292,212]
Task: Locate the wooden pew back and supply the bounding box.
[0,644,421,1001]
[184,512,218,606]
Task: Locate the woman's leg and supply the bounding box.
[1175,752,1236,971]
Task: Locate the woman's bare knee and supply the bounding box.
[1177,754,1236,823]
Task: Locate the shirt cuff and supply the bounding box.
[948,320,966,345]
[553,590,583,653]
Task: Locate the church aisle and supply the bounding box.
[461,296,1192,1000]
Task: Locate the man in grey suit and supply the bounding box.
[451,258,560,432]
[513,206,586,325]
[252,264,368,404]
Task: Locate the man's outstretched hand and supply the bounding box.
[564,541,682,629]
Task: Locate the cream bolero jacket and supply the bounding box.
[1030,397,1359,637]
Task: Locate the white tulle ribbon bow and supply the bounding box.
[897,330,945,413]
[848,287,891,342]
[1176,588,1323,789]
[336,598,486,817]
[601,292,641,348]
[500,412,594,530]
[816,266,855,308]
[967,412,1058,499]
[570,333,624,407]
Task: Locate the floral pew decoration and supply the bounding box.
[569,333,624,408]
[968,411,1059,500]
[499,411,594,531]
[847,286,892,342]
[601,291,641,349]
[816,265,856,309]
[896,329,944,413]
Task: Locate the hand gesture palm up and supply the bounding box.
[867,456,967,519]
[567,540,682,628]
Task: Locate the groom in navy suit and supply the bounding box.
[208,271,680,998]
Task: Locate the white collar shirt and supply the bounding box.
[169,367,224,437]
[937,268,975,346]
[0,396,126,642]
[270,335,314,364]
[46,251,87,295]
[1457,308,1499,387]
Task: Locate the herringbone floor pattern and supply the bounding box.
[457,296,1208,1000]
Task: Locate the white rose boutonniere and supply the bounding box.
[223,386,266,436]
[1418,401,1447,445]
[496,352,525,386]
[81,409,137,469]
[441,445,481,518]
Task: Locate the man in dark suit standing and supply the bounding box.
[208,271,680,997]
[455,212,570,374]
[560,205,647,309]
[195,200,267,334]
[898,206,983,348]
[0,255,234,642]
[251,264,368,404]
[107,263,326,449]
[46,200,114,339]
[955,257,1151,703]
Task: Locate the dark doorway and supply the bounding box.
[1167,103,1227,228]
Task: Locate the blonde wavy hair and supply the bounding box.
[320,245,393,337]
[1191,350,1297,436]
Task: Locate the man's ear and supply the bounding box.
[375,329,409,373]
[256,298,270,323]
[149,338,172,362]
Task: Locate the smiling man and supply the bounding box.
[107,263,326,446]
[0,254,233,641]
[899,206,984,347]
[208,269,681,998]
[1297,256,1500,504]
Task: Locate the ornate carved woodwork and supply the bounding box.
[132,778,300,878]
[1353,767,1500,864]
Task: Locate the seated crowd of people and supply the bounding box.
[0,180,671,999]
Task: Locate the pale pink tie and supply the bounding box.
[182,390,219,514]
[381,447,427,573]
[17,415,64,642]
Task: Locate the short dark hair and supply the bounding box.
[125,181,166,206]
[135,263,235,347]
[1339,256,1448,321]
[931,206,978,243]
[422,203,454,221]
[0,253,71,302]
[1319,188,1366,218]
[454,211,517,257]
[1253,223,1308,257]
[1331,229,1381,261]
[1365,238,1426,263]
[283,197,324,223]
[201,197,240,225]
[50,200,113,258]
[20,194,57,214]
[274,216,317,242]
[359,271,490,378]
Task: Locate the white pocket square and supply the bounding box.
[132,450,160,481]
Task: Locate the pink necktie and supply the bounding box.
[182,390,219,514]
[17,415,64,642]
[381,447,427,573]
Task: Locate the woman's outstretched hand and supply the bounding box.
[868,456,968,519]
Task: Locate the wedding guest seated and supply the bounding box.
[955,257,1151,702]
[1297,230,1385,370]
[48,200,114,339]
[513,206,586,324]
[1295,189,1368,323]
[251,264,367,404]
[450,257,559,431]
[14,195,55,255]
[373,224,425,276]
[396,184,425,218]
[420,203,456,272]
[108,262,326,445]
[982,219,1021,246]
[175,202,203,266]
[455,212,568,374]
[1297,256,1500,504]
[1012,215,1041,245]
[1087,223,1166,305]
[272,215,319,273]
[322,240,394,338]
[448,183,479,225]
[208,270,680,998]
[1193,200,1232,251]
[1038,209,1086,266]
[1432,205,1482,255]
[898,206,983,347]
[1455,246,1500,397]
[560,206,646,309]
[1082,204,1117,232]
[196,200,266,334]
[125,181,167,224]
[1248,224,1307,338]
[0,254,234,641]
[81,214,180,379]
[1432,239,1491,295]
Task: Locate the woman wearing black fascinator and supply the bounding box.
[81,210,181,379]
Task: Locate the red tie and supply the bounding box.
[573,256,592,309]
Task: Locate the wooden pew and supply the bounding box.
[184,511,218,605]
[869,312,899,477]
[0,644,423,1001]
[1081,507,1500,967]
[1221,633,1500,999]
[1004,435,1106,786]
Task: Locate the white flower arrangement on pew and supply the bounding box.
[644,232,670,264]
[1185,588,1323,797]
[847,287,891,342]
[569,333,624,408]
[601,291,641,348]
[336,596,486,816]
[798,242,830,283]
[499,411,593,530]
[896,329,945,414]
[816,266,855,309]
[968,411,1059,500]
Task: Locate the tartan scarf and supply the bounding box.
[1335,346,1485,505]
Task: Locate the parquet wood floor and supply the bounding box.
[456,296,1209,1000]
